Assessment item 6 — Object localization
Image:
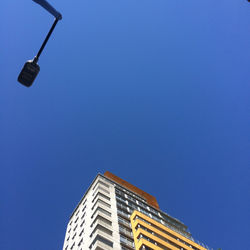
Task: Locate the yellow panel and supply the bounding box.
[131,211,207,250]
[131,214,140,250]
[133,219,194,250]
[137,238,164,250]
[135,228,180,250]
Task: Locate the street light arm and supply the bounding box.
[32,0,62,20]
[34,18,59,62]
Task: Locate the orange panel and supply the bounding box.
[104,171,159,209]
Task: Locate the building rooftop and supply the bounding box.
[104,171,159,209]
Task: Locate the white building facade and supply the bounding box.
[62,172,207,250]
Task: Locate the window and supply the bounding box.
[117,208,130,218]
[126,195,137,204]
[127,200,138,211]
[118,216,131,227]
[72,232,76,240]
[115,189,125,197]
[79,228,84,237]
[137,201,148,210]
[120,235,134,248]
[119,225,132,237]
[80,220,85,227]
[91,215,112,228]
[139,207,151,217]
[90,235,113,249]
[82,199,87,206]
[81,212,85,220]
[74,217,79,223]
[151,214,161,223]
[115,187,145,203]
[121,247,132,250]
[78,238,83,246]
[117,201,129,212]
[116,195,127,204]
[93,180,110,190]
[92,192,110,204]
[91,206,111,219]
[92,198,111,210]
[90,224,112,237]
[97,186,110,194]
[70,242,75,250]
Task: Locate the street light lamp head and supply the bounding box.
[18,58,40,87]
[18,0,62,87]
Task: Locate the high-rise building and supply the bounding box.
[63,171,208,250]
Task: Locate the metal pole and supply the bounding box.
[34,18,59,63]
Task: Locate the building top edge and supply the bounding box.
[104,171,160,210]
[68,173,101,220]
[69,172,187,231]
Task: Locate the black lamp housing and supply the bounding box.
[18,0,62,87]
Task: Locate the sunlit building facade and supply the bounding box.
[62,171,208,250]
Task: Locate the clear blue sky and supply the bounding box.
[1,0,249,249]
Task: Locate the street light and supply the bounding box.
[18,0,62,87]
